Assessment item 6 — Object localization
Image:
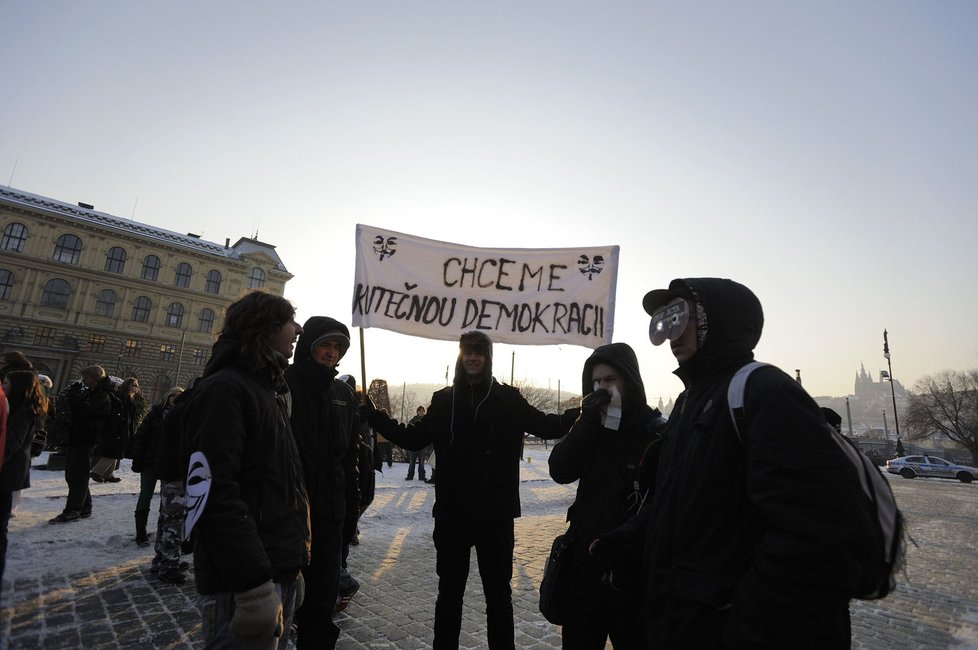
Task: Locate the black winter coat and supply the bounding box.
[69,377,112,447]
[284,316,360,545]
[181,338,311,595]
[130,404,165,474]
[549,343,666,578]
[0,403,37,493]
[599,278,876,649]
[372,377,572,522]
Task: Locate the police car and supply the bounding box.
[885,455,977,483]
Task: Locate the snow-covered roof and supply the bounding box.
[0,185,289,272]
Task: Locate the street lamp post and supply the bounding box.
[883,329,901,450]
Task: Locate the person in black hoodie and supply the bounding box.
[548,342,666,649]
[592,278,877,649]
[284,316,360,649]
[365,330,576,650]
[180,291,310,649]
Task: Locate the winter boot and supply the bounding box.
[135,509,150,546]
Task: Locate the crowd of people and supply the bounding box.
[0,276,888,649]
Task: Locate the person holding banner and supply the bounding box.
[284,317,361,649]
[364,330,577,650]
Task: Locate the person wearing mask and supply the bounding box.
[0,370,48,592]
[549,343,666,649]
[284,317,360,649]
[592,278,878,648]
[364,330,576,650]
[180,291,310,648]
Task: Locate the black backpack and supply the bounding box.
[727,361,905,600]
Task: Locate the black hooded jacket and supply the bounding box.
[284,317,360,542]
[600,278,876,649]
[549,343,665,568]
[180,336,311,595]
[369,334,573,522]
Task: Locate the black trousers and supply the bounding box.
[296,525,343,649]
[560,552,643,650]
[64,443,93,513]
[432,518,515,650]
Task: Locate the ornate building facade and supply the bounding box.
[0,184,292,403]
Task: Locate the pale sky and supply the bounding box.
[2,1,976,405]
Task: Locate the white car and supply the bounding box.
[885,455,977,483]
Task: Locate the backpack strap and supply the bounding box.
[726,361,770,444]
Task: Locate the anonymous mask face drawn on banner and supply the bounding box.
[372,235,398,261]
[577,254,605,281]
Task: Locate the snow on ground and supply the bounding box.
[3,445,568,588]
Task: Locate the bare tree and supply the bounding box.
[904,370,978,465]
[510,379,580,414]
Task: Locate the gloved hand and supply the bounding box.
[230,580,283,639]
[559,407,581,431]
[580,389,611,425]
[358,395,377,422]
[294,572,305,610]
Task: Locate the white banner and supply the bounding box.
[352,224,618,348]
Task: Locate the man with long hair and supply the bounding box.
[179,291,311,648]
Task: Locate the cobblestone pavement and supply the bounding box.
[2,446,977,649]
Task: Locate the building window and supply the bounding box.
[34,326,56,347]
[52,234,83,264]
[197,308,215,333]
[105,246,127,274]
[132,296,152,323]
[1,223,28,252]
[174,262,192,288]
[0,269,12,300]
[248,267,265,289]
[40,278,72,308]
[160,344,176,362]
[141,255,161,281]
[204,269,222,295]
[124,338,141,357]
[192,349,208,366]
[88,334,107,353]
[94,289,117,316]
[165,302,185,328]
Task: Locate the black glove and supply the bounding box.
[559,407,581,431]
[580,389,611,425]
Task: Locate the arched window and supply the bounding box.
[53,234,83,264]
[94,289,117,316]
[40,278,72,308]
[197,308,216,333]
[141,255,161,281]
[104,246,127,274]
[248,267,266,289]
[174,262,192,288]
[1,223,28,252]
[132,296,152,323]
[0,269,13,300]
[204,269,222,294]
[165,302,185,328]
